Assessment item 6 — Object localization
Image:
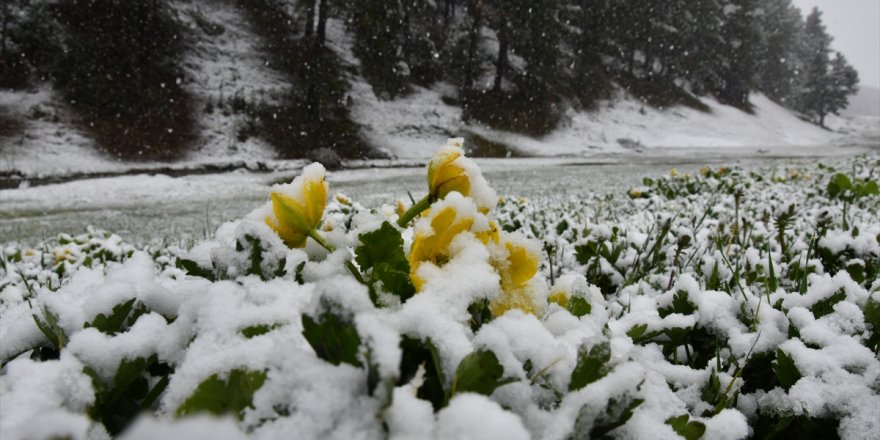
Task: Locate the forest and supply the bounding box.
[0,0,860,160]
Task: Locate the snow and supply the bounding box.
[435,393,530,440]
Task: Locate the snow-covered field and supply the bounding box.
[1,142,878,439]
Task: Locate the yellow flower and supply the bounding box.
[396,199,408,218]
[427,141,470,201]
[547,288,569,308]
[488,236,541,317]
[334,193,352,206]
[408,205,475,291]
[670,168,679,178]
[265,164,328,248]
[476,220,500,245]
[628,189,642,199]
[699,166,710,177]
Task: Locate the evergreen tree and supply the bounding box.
[716,0,761,109]
[48,0,195,159]
[755,0,804,105]
[796,7,858,126]
[348,0,410,98]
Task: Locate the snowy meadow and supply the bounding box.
[1,141,879,440]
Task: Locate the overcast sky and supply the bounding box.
[790,0,880,89]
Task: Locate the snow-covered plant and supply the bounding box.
[1,151,878,440]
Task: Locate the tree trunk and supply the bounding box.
[1,0,9,59]
[462,0,482,107]
[444,0,455,25]
[304,0,316,39]
[138,1,155,90]
[493,15,507,93]
[316,0,328,48]
[306,0,328,122]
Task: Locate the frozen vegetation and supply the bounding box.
[1,140,878,439]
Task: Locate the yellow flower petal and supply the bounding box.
[408,205,475,292]
[503,241,539,288]
[490,284,540,317]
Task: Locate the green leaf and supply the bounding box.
[864,295,880,351]
[627,323,648,340]
[176,258,215,281]
[467,298,494,332]
[771,349,801,391]
[302,310,362,367]
[398,337,446,411]
[451,350,515,398]
[355,222,415,302]
[33,306,68,349]
[588,395,644,438]
[666,414,706,440]
[570,342,611,391]
[240,323,282,339]
[245,236,265,280]
[86,298,137,335]
[659,290,695,318]
[568,296,591,317]
[811,289,846,318]
[176,369,266,419]
[855,180,879,198]
[87,355,171,435]
[827,173,852,199]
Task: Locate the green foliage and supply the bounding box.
[355,222,415,303]
[580,395,644,439]
[569,342,611,391]
[665,414,706,440]
[85,298,144,336]
[176,369,267,419]
[864,295,880,353]
[568,296,591,317]
[176,258,215,281]
[301,309,362,368]
[752,413,841,440]
[32,306,68,350]
[398,337,447,411]
[240,323,282,339]
[86,355,172,435]
[811,289,847,319]
[451,350,515,398]
[772,350,801,391]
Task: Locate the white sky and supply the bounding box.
[790,0,880,89]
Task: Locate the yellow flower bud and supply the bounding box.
[427,141,471,201]
[265,164,328,248]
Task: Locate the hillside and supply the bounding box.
[0,0,873,179]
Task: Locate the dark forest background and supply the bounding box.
[0,0,859,160]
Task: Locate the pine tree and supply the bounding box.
[716,0,761,109]
[348,0,410,99]
[796,7,857,126]
[755,0,804,105]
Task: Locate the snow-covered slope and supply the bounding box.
[1,5,873,178]
[360,88,849,159]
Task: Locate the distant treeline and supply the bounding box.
[0,0,859,160]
